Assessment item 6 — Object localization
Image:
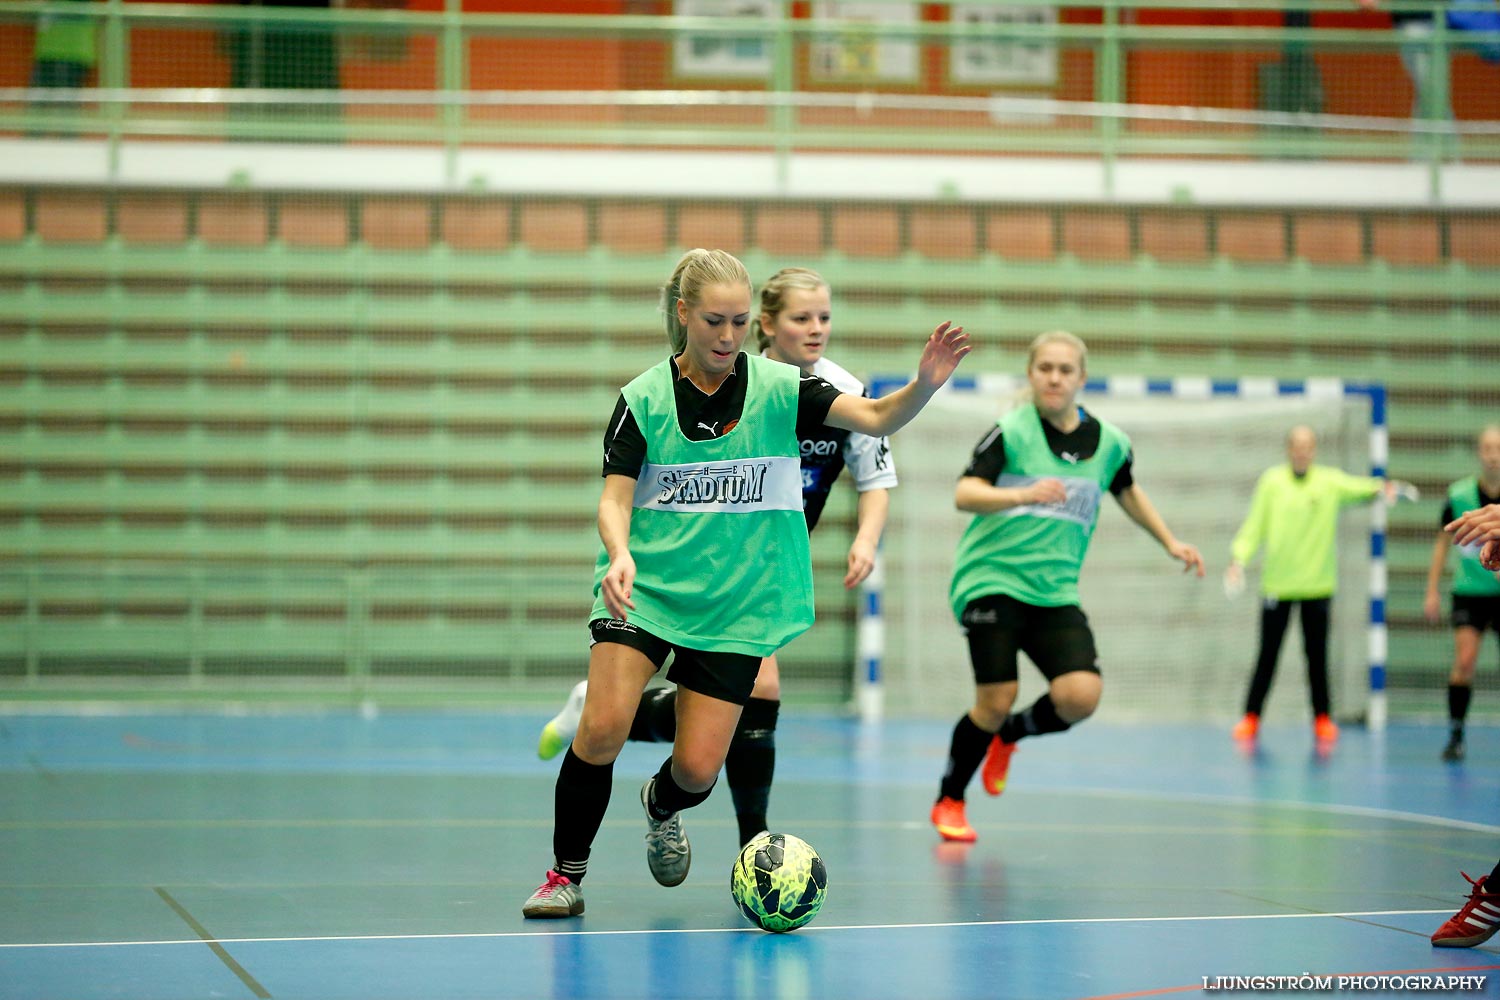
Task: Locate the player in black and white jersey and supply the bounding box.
[538,266,897,847]
[794,353,896,535]
[765,267,897,561]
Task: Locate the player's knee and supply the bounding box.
[572,709,632,762]
[570,729,625,765]
[1055,695,1098,723]
[1052,674,1102,722]
[671,756,721,793]
[972,693,1015,730]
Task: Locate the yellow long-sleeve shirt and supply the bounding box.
[1230,464,1381,600]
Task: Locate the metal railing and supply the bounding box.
[5,1,1499,179]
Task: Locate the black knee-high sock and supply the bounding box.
[938,713,994,803]
[552,746,614,884]
[998,694,1071,745]
[1488,857,1500,887]
[645,756,716,819]
[1449,683,1472,736]
[629,687,678,743]
[725,697,778,845]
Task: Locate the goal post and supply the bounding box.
[860,374,1389,730]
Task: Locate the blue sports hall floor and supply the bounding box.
[2,708,1497,1000]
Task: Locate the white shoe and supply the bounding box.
[521,870,584,919]
[641,778,691,887]
[537,681,587,760]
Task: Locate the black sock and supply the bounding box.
[1448,684,1472,737]
[1488,858,1500,887]
[726,697,778,845]
[629,687,678,743]
[998,694,1071,745]
[646,756,715,818]
[552,746,614,885]
[938,713,994,803]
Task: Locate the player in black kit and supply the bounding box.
[538,267,897,846]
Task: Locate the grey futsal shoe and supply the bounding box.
[521,870,584,918]
[641,778,691,886]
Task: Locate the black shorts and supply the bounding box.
[1452,595,1500,634]
[588,618,761,705]
[960,593,1100,686]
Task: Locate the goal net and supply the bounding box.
[868,375,1380,725]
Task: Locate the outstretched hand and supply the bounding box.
[1385,479,1420,504]
[1169,540,1206,578]
[1447,504,1500,548]
[916,322,971,391]
[1483,540,1500,573]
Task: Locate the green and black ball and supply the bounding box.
[730,832,828,933]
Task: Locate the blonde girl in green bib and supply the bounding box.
[929,331,1204,843]
[523,248,970,917]
[1425,425,1500,763]
[536,266,899,850]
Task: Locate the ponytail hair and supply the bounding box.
[660,249,752,354]
[752,267,829,352]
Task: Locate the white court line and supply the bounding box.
[4,784,1495,836]
[0,909,1454,949]
[1051,785,1500,837]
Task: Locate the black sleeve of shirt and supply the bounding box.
[601,394,646,479]
[1109,451,1135,496]
[962,426,1005,482]
[1440,500,1455,528]
[796,374,842,433]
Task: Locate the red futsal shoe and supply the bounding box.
[1231,713,1259,741]
[1431,872,1500,948]
[930,796,977,843]
[980,735,1016,797]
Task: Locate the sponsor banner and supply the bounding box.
[634,456,804,514]
[994,473,1102,528]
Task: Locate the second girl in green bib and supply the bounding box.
[930,330,1205,843]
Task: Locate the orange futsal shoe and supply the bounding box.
[980,735,1016,797]
[1313,714,1339,744]
[1431,872,1500,948]
[930,796,977,843]
[1231,713,1259,741]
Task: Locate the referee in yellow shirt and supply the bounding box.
[1224,425,1413,745]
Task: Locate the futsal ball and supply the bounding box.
[730,832,827,933]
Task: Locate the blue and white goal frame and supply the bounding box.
[864,374,1390,730]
